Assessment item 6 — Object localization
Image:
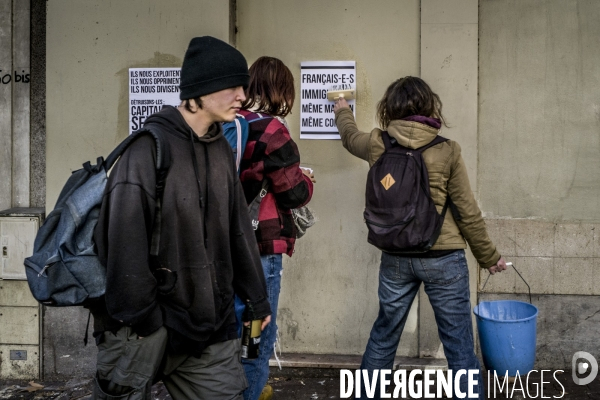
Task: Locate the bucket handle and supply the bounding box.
[480,262,532,304]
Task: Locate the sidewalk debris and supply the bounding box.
[21,381,44,392]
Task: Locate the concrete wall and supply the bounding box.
[419,0,479,359]
[479,0,600,221]
[31,0,46,209]
[0,0,45,381]
[0,0,11,211]
[237,0,422,356]
[0,0,32,210]
[479,0,600,368]
[46,0,231,209]
[0,0,45,210]
[40,0,600,377]
[45,0,231,378]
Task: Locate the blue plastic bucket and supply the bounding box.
[473,300,538,377]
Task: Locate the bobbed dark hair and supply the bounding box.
[376,76,447,129]
[181,97,203,113]
[242,56,295,118]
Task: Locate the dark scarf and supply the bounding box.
[402,115,441,129]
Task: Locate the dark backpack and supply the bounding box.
[24,126,171,307]
[364,132,453,253]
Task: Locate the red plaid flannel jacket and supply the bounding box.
[239,110,313,256]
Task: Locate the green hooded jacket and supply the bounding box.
[335,107,500,268]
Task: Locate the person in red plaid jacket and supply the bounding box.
[235,56,315,400]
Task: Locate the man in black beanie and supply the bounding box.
[91,36,271,400]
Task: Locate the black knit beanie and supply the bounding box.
[179,36,249,100]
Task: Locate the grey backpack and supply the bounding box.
[24,126,171,306]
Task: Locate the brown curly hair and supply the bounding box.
[376,76,447,129]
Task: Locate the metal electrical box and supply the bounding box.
[0,208,44,380]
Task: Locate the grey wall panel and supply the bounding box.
[12,0,30,207]
[237,0,422,357]
[0,0,12,210]
[30,0,46,208]
[420,0,479,359]
[479,0,600,221]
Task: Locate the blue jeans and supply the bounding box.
[235,254,283,400]
[358,250,483,400]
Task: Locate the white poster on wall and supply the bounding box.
[129,68,181,134]
[299,61,356,140]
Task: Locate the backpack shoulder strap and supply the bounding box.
[137,124,172,200]
[104,126,172,258]
[242,112,275,212]
[105,126,171,173]
[381,131,393,150]
[414,134,459,223]
[381,131,410,152]
[137,125,171,258]
[242,111,272,125]
[234,117,243,171]
[247,179,269,230]
[415,135,448,153]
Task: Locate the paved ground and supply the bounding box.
[0,368,598,399]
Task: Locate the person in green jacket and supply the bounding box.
[334,76,507,400]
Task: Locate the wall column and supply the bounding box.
[0,0,32,210]
[0,0,12,210]
[419,0,479,358]
[12,0,31,207]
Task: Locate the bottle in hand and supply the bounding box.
[241,319,262,359]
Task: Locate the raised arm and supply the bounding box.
[334,99,373,162]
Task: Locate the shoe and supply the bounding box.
[258,384,273,400]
